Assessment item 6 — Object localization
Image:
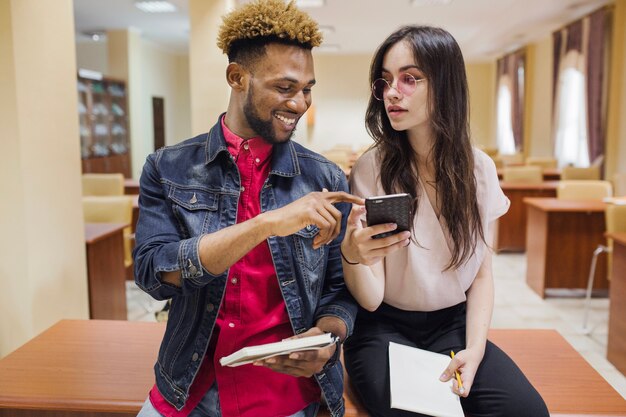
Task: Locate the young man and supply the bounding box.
[133,1,362,417]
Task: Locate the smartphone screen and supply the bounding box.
[365,193,412,239]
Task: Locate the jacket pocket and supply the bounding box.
[169,186,220,237]
[293,225,325,271]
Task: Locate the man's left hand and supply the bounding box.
[253,327,336,378]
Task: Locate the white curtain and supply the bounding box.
[553,50,590,168]
[496,76,516,155]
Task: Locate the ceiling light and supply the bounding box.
[82,31,107,42]
[134,1,177,13]
[410,0,453,6]
[296,0,325,8]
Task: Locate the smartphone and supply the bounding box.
[365,193,412,239]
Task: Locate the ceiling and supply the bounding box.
[73,0,611,61]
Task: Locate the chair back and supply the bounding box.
[612,173,626,197]
[526,156,557,169]
[557,180,613,200]
[321,147,354,172]
[502,166,543,183]
[498,153,524,166]
[561,166,601,180]
[83,196,134,267]
[82,173,125,196]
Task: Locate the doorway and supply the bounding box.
[152,97,165,150]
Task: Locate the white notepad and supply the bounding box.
[389,342,464,417]
[219,333,337,367]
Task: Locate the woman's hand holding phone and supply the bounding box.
[341,198,411,266]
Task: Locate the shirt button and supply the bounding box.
[192,352,199,361]
[243,143,249,150]
[231,277,238,285]
[255,157,260,164]
[229,322,235,328]
[240,186,245,192]
[206,303,214,313]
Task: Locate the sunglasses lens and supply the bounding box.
[372,79,388,101]
[398,73,417,96]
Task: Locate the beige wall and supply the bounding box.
[189,0,231,135]
[0,0,89,358]
[524,37,554,158]
[607,0,626,178]
[466,62,496,149]
[301,53,372,153]
[132,39,192,177]
[75,40,108,74]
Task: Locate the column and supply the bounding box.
[0,0,89,357]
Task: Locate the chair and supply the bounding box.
[556,180,613,200]
[498,153,525,166]
[613,173,626,197]
[561,166,601,180]
[480,147,499,157]
[321,147,354,172]
[502,166,542,183]
[526,156,557,169]
[82,173,125,196]
[83,196,134,270]
[582,204,626,332]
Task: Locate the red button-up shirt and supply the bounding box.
[149,116,320,417]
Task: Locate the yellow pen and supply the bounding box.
[450,351,465,394]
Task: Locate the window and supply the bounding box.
[554,51,589,168]
[496,76,516,155]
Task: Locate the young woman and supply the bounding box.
[339,26,549,417]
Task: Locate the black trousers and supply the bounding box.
[343,302,549,417]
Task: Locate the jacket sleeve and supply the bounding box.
[132,153,224,300]
[313,166,358,338]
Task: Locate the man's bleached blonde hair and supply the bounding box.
[217,0,322,59]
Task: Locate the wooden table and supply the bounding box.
[85,223,128,320]
[0,320,163,417]
[494,181,559,252]
[524,198,608,297]
[607,232,626,376]
[131,194,139,233]
[124,178,140,195]
[1,322,624,417]
[498,168,561,181]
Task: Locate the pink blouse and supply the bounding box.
[349,148,510,311]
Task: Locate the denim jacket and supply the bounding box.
[133,115,357,417]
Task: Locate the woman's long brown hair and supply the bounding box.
[365,25,485,270]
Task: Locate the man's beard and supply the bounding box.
[243,85,296,145]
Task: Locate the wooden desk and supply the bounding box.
[494,181,559,252]
[497,168,561,181]
[131,194,139,234]
[525,198,608,297]
[124,178,140,195]
[85,223,128,320]
[0,320,163,417]
[607,232,626,376]
[1,322,624,417]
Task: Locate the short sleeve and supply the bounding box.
[476,150,510,221]
[348,149,381,199]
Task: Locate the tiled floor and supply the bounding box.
[126,252,626,399]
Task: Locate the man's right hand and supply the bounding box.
[261,191,364,249]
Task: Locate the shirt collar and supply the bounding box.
[221,114,273,164]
